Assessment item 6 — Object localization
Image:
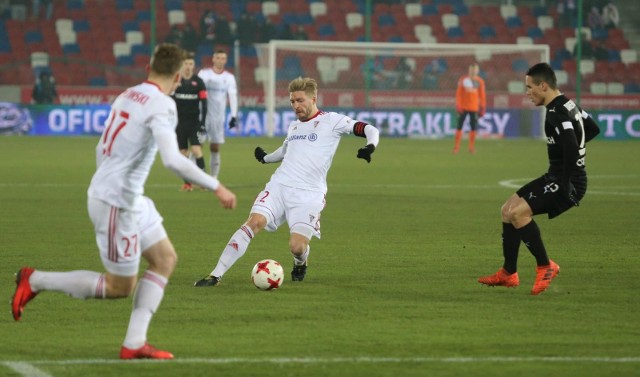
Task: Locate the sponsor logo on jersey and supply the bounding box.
[546,136,555,144]
[308,133,318,141]
[563,100,576,112]
[288,134,307,141]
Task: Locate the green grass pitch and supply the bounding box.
[0,135,638,377]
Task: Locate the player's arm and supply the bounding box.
[479,79,486,116]
[228,77,238,128]
[581,109,600,142]
[198,80,207,128]
[255,141,287,164]
[455,79,464,113]
[558,119,580,203]
[353,121,379,163]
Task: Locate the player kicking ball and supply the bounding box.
[194,76,379,287]
[478,63,600,295]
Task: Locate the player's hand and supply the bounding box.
[479,107,486,117]
[356,144,376,163]
[214,183,237,209]
[456,107,463,114]
[197,123,207,140]
[228,117,237,129]
[254,146,267,164]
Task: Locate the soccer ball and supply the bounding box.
[251,259,284,290]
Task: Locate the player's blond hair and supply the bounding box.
[288,77,318,98]
[150,43,185,77]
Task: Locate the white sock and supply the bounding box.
[294,245,310,266]
[30,270,105,299]
[209,151,220,178]
[212,224,254,277]
[122,270,167,349]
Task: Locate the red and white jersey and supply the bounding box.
[269,111,356,194]
[88,81,219,209]
[197,68,238,122]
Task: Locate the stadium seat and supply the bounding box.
[334,56,351,71]
[262,1,279,17]
[346,12,363,30]
[25,30,43,43]
[580,59,595,75]
[620,49,638,65]
[55,18,74,34]
[505,16,522,28]
[309,2,327,18]
[512,59,529,72]
[168,10,185,25]
[479,25,496,39]
[537,15,553,31]
[475,49,492,62]
[564,37,577,53]
[499,4,516,19]
[607,82,624,95]
[441,14,459,30]
[164,0,183,11]
[508,80,525,93]
[517,36,533,45]
[126,31,144,45]
[30,51,49,68]
[575,26,591,41]
[590,82,606,94]
[527,27,543,39]
[113,41,131,57]
[405,3,421,18]
[555,69,569,86]
[58,30,77,46]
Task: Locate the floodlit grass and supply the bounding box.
[1,136,638,377]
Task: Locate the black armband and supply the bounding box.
[353,121,368,137]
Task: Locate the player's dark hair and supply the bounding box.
[526,62,557,89]
[185,51,195,60]
[150,43,185,77]
[288,77,318,98]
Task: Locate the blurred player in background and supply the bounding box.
[172,51,208,191]
[478,62,600,295]
[194,77,380,287]
[454,63,486,154]
[12,44,237,359]
[198,50,238,179]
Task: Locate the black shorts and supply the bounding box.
[176,118,201,150]
[516,173,586,219]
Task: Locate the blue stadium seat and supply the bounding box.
[624,83,640,93]
[25,30,43,43]
[318,24,336,37]
[73,20,90,32]
[378,14,395,26]
[608,49,621,62]
[512,58,530,72]
[62,44,80,54]
[164,0,182,11]
[506,16,522,28]
[479,25,496,39]
[533,6,547,17]
[527,27,544,39]
[116,0,133,10]
[453,4,469,15]
[297,14,314,25]
[116,55,134,66]
[447,27,464,38]
[66,0,84,10]
[591,28,608,40]
[122,21,139,33]
[554,48,572,62]
[89,77,107,86]
[422,4,438,16]
[131,44,150,56]
[136,10,151,21]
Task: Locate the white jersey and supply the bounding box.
[198,68,237,124]
[268,111,357,194]
[88,81,219,209]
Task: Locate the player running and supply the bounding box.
[11,44,236,359]
[478,62,600,295]
[194,76,379,287]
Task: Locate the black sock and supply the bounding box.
[517,220,550,266]
[196,157,205,171]
[502,222,520,274]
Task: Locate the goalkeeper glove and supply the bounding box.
[228,117,237,129]
[254,146,267,164]
[356,144,376,163]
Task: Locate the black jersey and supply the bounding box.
[544,94,600,188]
[172,75,207,123]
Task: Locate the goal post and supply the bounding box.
[255,40,549,138]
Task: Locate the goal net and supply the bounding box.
[254,40,549,138]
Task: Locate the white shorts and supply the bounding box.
[204,116,225,144]
[251,182,325,239]
[88,196,167,277]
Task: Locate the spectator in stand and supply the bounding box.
[601,0,619,29]
[292,25,308,41]
[557,0,577,28]
[237,13,257,46]
[10,0,28,21]
[394,57,413,90]
[258,18,277,43]
[214,14,232,46]
[181,23,198,53]
[200,10,216,44]
[573,32,593,59]
[587,6,604,30]
[31,0,52,20]
[423,59,444,90]
[164,25,184,46]
[32,71,58,104]
[593,40,609,61]
[277,23,293,40]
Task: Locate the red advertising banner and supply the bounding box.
[20,86,640,110]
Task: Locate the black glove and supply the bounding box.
[228,117,237,129]
[254,146,267,164]
[356,144,376,163]
[561,182,580,207]
[197,123,207,139]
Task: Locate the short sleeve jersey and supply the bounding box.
[197,68,237,122]
[88,81,178,209]
[269,111,355,194]
[172,75,206,122]
[456,74,486,112]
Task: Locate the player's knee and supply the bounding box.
[147,248,177,277]
[289,239,308,256]
[105,275,136,298]
[246,214,267,233]
[501,204,513,222]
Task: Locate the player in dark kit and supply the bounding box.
[172,52,208,191]
[478,62,600,295]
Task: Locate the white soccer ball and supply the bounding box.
[251,259,284,290]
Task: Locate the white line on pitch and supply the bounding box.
[1,362,53,377]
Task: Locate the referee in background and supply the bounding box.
[172,51,208,191]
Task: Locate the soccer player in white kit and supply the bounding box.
[198,50,238,178]
[11,44,237,359]
[194,77,379,287]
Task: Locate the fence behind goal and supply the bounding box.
[253,40,549,138]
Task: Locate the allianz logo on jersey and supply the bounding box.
[546,136,556,144]
[287,132,318,142]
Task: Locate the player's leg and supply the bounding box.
[286,188,324,282]
[289,231,311,282]
[453,112,467,153]
[121,197,175,359]
[468,112,478,153]
[177,124,192,191]
[207,118,225,178]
